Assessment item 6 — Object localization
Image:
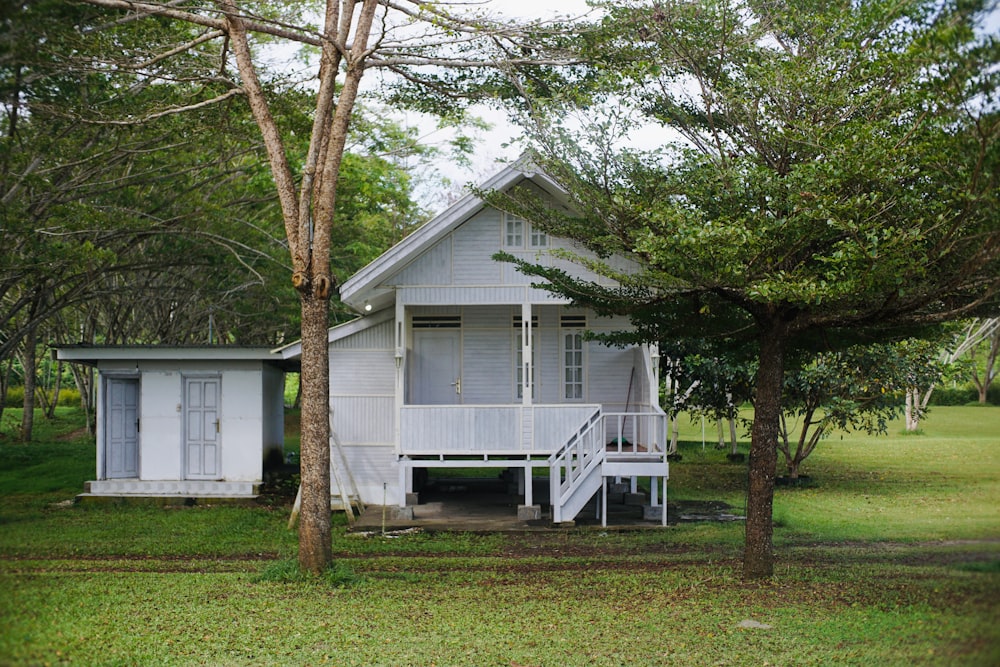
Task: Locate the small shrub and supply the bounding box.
[4,386,24,405]
[928,384,1000,406]
[3,387,81,407]
[57,388,81,407]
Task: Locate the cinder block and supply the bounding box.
[643,504,667,521]
[517,504,542,521]
[390,506,415,520]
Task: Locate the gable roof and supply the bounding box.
[274,308,393,360]
[338,156,567,314]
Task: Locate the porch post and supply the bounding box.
[521,301,533,407]
[394,296,405,455]
[515,299,542,523]
[649,344,660,402]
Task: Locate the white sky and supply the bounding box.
[409,0,596,204]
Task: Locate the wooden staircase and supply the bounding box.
[549,408,669,526]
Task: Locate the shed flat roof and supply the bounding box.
[55,345,300,370]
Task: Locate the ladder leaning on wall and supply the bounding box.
[287,411,366,529]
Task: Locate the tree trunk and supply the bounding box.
[744,322,786,580]
[0,356,11,424]
[20,326,37,442]
[297,295,332,573]
[905,388,921,431]
[45,359,63,419]
[69,363,96,436]
[728,416,738,456]
[668,414,679,455]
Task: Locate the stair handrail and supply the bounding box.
[548,406,605,522]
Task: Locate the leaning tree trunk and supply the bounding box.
[744,321,786,580]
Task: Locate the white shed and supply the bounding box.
[56,346,294,499]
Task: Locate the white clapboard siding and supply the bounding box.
[461,305,511,328]
[329,350,395,394]
[534,327,559,404]
[389,234,453,286]
[331,396,395,445]
[461,328,513,404]
[331,319,393,350]
[329,444,398,504]
[453,210,505,285]
[587,343,635,406]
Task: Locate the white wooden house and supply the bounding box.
[279,160,669,524]
[55,346,293,498]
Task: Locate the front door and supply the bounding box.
[184,376,221,479]
[411,328,462,404]
[105,377,139,479]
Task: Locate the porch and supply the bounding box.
[396,404,669,525]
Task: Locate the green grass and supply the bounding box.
[0,406,998,666]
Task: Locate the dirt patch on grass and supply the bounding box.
[56,426,90,442]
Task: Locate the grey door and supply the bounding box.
[105,377,139,478]
[184,376,221,479]
[411,329,462,404]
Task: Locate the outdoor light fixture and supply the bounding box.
[364,301,372,312]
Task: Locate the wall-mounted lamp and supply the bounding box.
[364,301,372,312]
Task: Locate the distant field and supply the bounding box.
[0,405,997,666]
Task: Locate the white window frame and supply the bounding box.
[503,212,547,249]
[504,212,524,248]
[561,325,585,401]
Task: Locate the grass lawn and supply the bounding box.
[0,406,998,666]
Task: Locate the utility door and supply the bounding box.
[411,328,462,404]
[184,376,221,479]
[105,377,139,478]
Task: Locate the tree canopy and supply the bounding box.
[492,0,1000,578]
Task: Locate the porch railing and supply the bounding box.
[548,406,604,523]
[399,404,600,456]
[603,409,668,455]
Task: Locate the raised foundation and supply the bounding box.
[624,492,647,506]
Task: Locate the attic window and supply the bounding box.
[504,213,524,247]
[412,315,461,329]
[560,314,586,328]
[529,225,548,248]
[504,212,547,249]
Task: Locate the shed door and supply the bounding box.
[105,377,139,479]
[184,376,221,479]
[411,329,462,405]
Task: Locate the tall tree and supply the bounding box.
[966,318,1000,403]
[69,0,576,572]
[493,0,1000,578]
